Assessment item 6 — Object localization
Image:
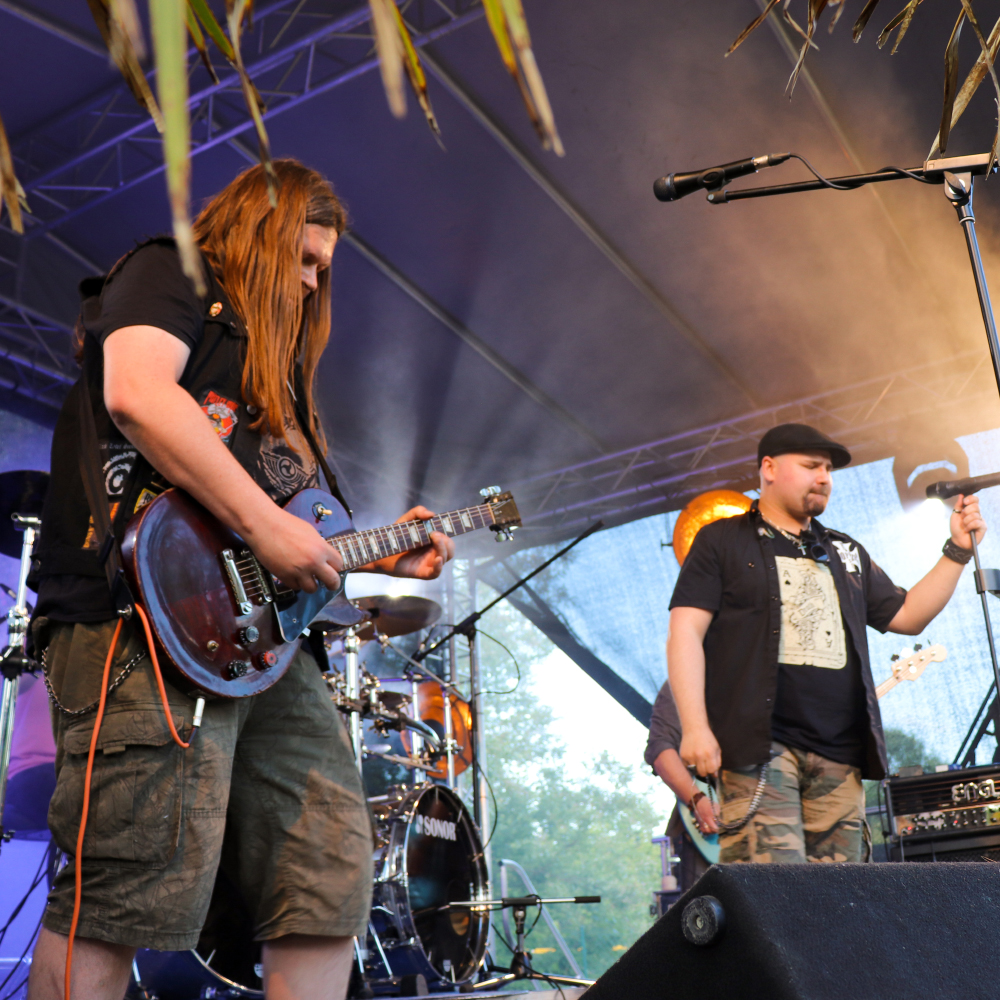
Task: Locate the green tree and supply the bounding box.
[475,597,661,982]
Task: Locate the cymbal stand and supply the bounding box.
[343,626,363,770]
[377,633,465,789]
[0,513,40,848]
[412,521,605,827]
[408,668,423,785]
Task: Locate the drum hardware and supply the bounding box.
[0,469,48,851]
[440,895,600,992]
[374,632,468,790]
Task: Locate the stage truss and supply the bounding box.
[511,349,1000,538]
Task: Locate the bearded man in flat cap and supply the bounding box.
[667,423,985,864]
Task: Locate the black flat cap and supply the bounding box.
[757,423,851,469]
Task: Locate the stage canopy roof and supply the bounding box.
[5,0,1000,740]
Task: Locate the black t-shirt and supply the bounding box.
[34,241,323,622]
[667,504,906,779]
[765,530,867,767]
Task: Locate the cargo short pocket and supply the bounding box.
[48,707,186,869]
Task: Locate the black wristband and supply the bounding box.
[943,538,973,565]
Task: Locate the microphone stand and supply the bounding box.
[701,152,1000,399]
[412,519,603,831]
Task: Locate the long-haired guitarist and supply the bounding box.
[668,423,985,866]
[27,160,453,1000]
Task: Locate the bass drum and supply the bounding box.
[365,783,489,993]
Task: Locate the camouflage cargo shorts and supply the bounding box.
[37,617,374,951]
[718,742,867,864]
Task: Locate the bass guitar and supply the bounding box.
[121,486,520,698]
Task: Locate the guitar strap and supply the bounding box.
[76,333,135,618]
[291,374,351,517]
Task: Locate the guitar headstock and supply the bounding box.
[890,643,947,683]
[480,486,521,541]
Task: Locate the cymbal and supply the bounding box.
[354,594,442,641]
[401,681,473,780]
[0,470,49,559]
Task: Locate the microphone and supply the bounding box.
[654,152,792,202]
[925,471,1000,499]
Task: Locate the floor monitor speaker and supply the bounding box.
[586,862,1000,999]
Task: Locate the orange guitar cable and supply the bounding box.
[65,606,192,1000]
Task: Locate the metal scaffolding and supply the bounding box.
[511,349,999,536]
[0,295,75,407]
[8,0,483,239]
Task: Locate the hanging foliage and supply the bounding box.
[1,0,562,248]
[728,0,1000,160]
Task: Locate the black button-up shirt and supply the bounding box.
[669,502,906,780]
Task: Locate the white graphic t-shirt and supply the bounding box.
[775,555,847,670]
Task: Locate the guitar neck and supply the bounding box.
[875,676,898,699]
[331,504,498,571]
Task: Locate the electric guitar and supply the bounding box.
[875,644,947,699]
[121,486,520,698]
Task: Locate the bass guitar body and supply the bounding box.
[122,487,367,698]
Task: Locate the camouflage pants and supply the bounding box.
[718,742,866,864]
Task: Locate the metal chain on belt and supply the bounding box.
[709,762,770,836]
[42,644,147,718]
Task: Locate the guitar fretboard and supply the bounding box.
[330,503,497,571]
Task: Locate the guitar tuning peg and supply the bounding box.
[914,643,923,651]
[891,654,900,662]
[480,485,501,498]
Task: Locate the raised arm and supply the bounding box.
[104,325,342,593]
[667,605,718,776]
[888,494,985,635]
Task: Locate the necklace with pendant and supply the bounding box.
[764,518,807,555]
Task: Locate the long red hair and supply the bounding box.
[193,159,346,451]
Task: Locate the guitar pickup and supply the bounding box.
[220,549,253,617]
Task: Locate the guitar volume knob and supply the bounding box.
[226,660,250,680]
[258,650,278,670]
[238,626,260,645]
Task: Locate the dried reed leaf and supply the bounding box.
[876,3,912,50]
[186,2,219,83]
[149,0,203,295]
[827,0,848,33]
[87,0,164,132]
[727,0,782,56]
[0,109,27,234]
[939,9,966,153]
[482,0,546,144]
[500,0,564,155]
[188,0,236,62]
[111,0,145,60]
[958,0,1000,164]
[890,0,924,54]
[929,13,1000,157]
[853,0,885,40]
[226,0,278,205]
[369,0,406,119]
[389,2,442,141]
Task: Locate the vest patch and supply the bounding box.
[201,390,239,444]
